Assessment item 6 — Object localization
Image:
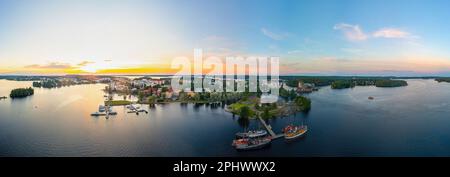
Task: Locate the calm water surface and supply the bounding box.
[1,79,450,156]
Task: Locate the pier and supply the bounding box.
[257,117,284,139]
[127,104,148,114]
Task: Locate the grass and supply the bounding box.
[229,102,257,118]
[105,100,132,106]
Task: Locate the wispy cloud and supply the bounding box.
[261,28,289,40]
[334,23,368,41]
[77,61,95,66]
[341,48,364,54]
[335,23,417,41]
[200,35,245,56]
[287,50,303,54]
[24,62,73,69]
[372,28,416,39]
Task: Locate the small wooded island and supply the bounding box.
[10,87,34,98]
[330,79,407,89]
[283,76,409,90]
[435,78,450,83]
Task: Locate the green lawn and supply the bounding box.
[105,100,132,106]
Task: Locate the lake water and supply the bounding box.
[1,79,450,156]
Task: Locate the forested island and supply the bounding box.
[282,76,408,89]
[375,80,408,87]
[10,87,34,98]
[435,78,450,83]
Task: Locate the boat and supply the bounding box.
[283,125,308,140]
[91,112,104,116]
[232,137,272,150]
[127,104,141,110]
[99,105,106,112]
[108,111,118,115]
[235,130,268,138]
[368,96,374,100]
[91,111,117,116]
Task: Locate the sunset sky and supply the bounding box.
[1,0,450,76]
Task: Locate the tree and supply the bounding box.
[239,106,250,119]
[148,96,156,107]
[261,107,271,121]
[138,92,145,102]
[294,96,311,112]
[10,87,34,98]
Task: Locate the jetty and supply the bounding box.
[127,104,148,114]
[257,116,284,139]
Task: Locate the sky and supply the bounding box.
[1,0,450,76]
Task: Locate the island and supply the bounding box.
[282,76,408,90]
[435,78,450,83]
[331,80,355,89]
[10,87,34,98]
[375,80,408,87]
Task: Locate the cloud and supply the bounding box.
[77,61,95,66]
[341,48,364,54]
[372,28,415,39]
[24,62,73,69]
[334,23,368,41]
[200,35,245,56]
[261,28,289,40]
[287,50,303,54]
[335,23,417,42]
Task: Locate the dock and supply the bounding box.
[257,117,284,139]
[127,104,148,114]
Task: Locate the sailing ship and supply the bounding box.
[232,136,272,150]
[283,125,308,140]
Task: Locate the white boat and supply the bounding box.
[91,111,117,116]
[127,104,141,110]
[99,105,106,112]
[236,130,268,138]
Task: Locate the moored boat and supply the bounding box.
[232,137,272,150]
[99,105,106,112]
[236,130,268,138]
[91,112,104,116]
[283,125,308,140]
[91,111,117,116]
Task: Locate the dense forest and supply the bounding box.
[33,80,60,88]
[281,76,408,89]
[10,87,34,98]
[375,80,408,87]
[331,80,356,89]
[435,78,450,83]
